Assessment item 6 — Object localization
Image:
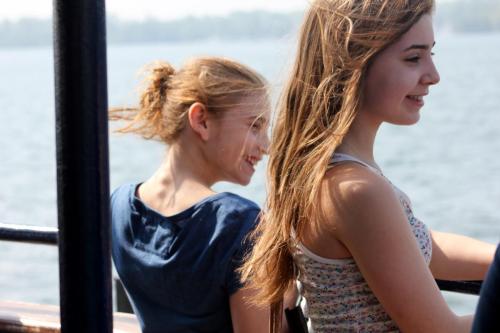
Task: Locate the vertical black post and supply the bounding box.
[52,0,111,332]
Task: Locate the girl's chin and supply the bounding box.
[232,176,251,186]
[388,111,421,126]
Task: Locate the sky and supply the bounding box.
[2,0,310,21]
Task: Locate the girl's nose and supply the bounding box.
[260,132,270,155]
[423,60,440,86]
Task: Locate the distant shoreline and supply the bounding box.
[3,30,500,51]
[1,2,500,49]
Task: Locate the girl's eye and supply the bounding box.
[251,123,262,131]
[406,56,420,63]
[406,52,434,63]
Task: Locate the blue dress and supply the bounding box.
[111,183,260,333]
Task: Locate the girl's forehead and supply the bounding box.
[235,104,270,121]
[217,95,270,121]
[392,14,435,51]
[237,94,270,115]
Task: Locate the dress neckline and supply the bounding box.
[330,152,384,176]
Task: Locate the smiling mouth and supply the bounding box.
[406,94,426,107]
[245,155,260,169]
[407,95,423,102]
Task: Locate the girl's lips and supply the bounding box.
[246,160,255,172]
[245,155,260,170]
[244,155,257,172]
[406,95,424,107]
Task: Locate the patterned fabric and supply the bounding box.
[293,153,432,333]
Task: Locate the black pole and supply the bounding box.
[52,0,111,332]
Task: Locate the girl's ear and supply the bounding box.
[188,102,209,141]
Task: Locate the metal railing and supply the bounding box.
[0,223,128,311]
[1,222,483,300]
[0,223,58,245]
[0,222,484,333]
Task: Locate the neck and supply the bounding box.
[156,142,218,190]
[137,141,218,216]
[337,111,381,167]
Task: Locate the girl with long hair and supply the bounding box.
[241,1,495,332]
[110,57,270,333]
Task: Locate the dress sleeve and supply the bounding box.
[224,207,261,295]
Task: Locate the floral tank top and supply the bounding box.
[293,153,433,333]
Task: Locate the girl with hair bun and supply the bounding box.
[241,1,495,332]
[110,57,270,333]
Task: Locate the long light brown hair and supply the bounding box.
[109,57,267,143]
[240,0,435,331]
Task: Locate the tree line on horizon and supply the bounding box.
[1,0,499,49]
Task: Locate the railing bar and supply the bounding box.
[0,225,483,297]
[0,223,58,245]
[0,223,58,233]
[436,279,482,295]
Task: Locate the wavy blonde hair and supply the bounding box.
[109,57,267,143]
[240,0,435,331]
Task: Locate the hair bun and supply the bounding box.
[150,61,176,91]
[140,61,176,109]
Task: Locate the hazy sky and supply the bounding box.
[3,0,310,21]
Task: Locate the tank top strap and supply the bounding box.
[329,152,383,176]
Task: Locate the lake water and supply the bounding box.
[0,32,499,314]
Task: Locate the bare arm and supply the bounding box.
[322,165,472,333]
[430,230,495,280]
[230,287,269,333]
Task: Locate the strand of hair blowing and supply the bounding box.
[240,1,434,332]
[109,62,176,141]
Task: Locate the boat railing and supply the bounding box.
[0,222,483,301]
[0,223,483,333]
[0,223,142,332]
[0,223,58,245]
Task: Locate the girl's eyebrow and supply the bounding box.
[404,41,436,51]
[248,115,267,124]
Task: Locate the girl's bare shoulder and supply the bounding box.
[323,162,394,207]
[318,161,405,238]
